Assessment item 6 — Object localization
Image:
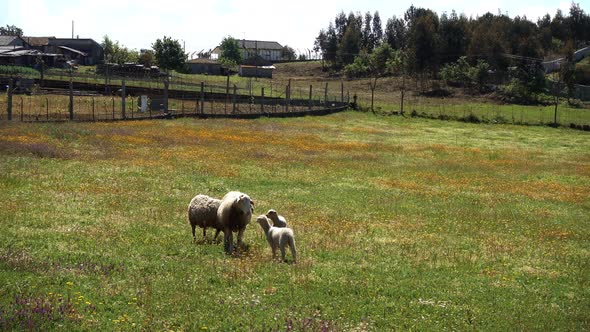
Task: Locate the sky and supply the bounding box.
[1,0,580,57]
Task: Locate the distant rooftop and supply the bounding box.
[238,40,283,50]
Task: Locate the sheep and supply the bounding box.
[187,194,223,242]
[217,191,254,254]
[265,209,287,228]
[256,215,297,263]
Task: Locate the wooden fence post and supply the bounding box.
[7,78,13,121]
[261,87,265,114]
[121,79,126,119]
[232,85,237,114]
[69,72,74,120]
[324,82,328,108]
[200,82,205,115]
[309,85,313,110]
[164,76,169,112]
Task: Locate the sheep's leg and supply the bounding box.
[236,229,245,248]
[280,245,287,262]
[224,229,234,254]
[271,246,277,260]
[202,227,207,238]
[191,225,196,242]
[213,229,221,241]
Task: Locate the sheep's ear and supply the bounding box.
[251,200,255,206]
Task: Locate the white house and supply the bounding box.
[212,40,285,62]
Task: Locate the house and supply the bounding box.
[186,58,222,75]
[48,38,103,65]
[212,39,285,62]
[21,36,103,66]
[0,36,28,49]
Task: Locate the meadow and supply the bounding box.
[0,111,589,330]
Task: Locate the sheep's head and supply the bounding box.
[266,209,278,219]
[234,193,253,216]
[256,215,270,227]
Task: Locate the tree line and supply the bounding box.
[314,3,590,77]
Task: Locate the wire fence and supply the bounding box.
[0,74,349,122]
[1,72,589,128]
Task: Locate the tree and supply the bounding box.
[0,24,23,36]
[439,10,468,64]
[385,16,406,49]
[372,11,383,45]
[362,12,374,52]
[338,23,362,65]
[218,36,242,67]
[407,11,440,87]
[560,41,576,103]
[314,23,339,65]
[101,35,139,65]
[101,35,115,62]
[138,49,156,67]
[281,46,296,61]
[152,36,187,72]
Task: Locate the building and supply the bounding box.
[212,40,285,62]
[238,65,275,78]
[0,36,28,49]
[48,38,103,65]
[21,36,103,66]
[186,58,223,75]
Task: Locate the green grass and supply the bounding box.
[1,112,589,330]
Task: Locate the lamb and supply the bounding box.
[256,215,297,263]
[187,194,223,242]
[217,191,254,254]
[265,209,287,228]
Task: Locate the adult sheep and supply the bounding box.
[266,209,287,228]
[256,215,297,263]
[217,191,254,254]
[187,194,223,242]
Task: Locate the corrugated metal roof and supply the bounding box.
[58,45,87,56]
[239,40,283,50]
[23,36,52,46]
[187,58,219,64]
[0,36,23,46]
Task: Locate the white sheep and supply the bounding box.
[265,209,287,228]
[217,191,254,254]
[187,194,223,242]
[256,215,297,263]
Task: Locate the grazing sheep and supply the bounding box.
[217,191,254,254]
[265,209,287,228]
[187,194,223,242]
[256,215,297,263]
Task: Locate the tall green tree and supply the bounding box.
[384,16,406,49]
[362,12,374,52]
[101,35,139,65]
[281,45,296,61]
[372,11,383,46]
[218,36,242,66]
[407,10,440,80]
[0,24,23,36]
[152,36,187,72]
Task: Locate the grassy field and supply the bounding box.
[1,110,589,330]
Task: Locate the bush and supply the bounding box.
[0,65,40,77]
[344,55,370,78]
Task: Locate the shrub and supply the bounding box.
[343,55,370,78]
[0,65,40,77]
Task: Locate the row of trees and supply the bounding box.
[314,3,590,77]
[101,35,186,72]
